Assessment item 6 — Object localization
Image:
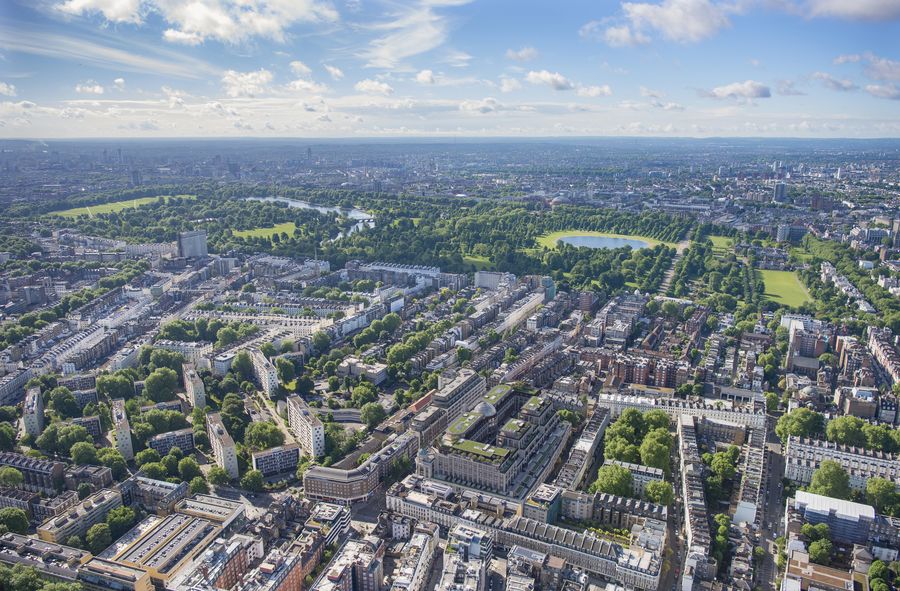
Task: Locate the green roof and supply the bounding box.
[484,384,513,405]
[447,411,481,436]
[522,395,546,413]
[501,418,527,434]
[451,439,510,462]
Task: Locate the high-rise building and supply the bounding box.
[773,182,787,202]
[112,399,134,461]
[23,386,44,437]
[178,230,208,258]
[183,363,206,409]
[207,412,239,480]
[287,396,325,458]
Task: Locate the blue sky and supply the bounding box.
[1,0,899,138]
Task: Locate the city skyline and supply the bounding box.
[0,0,899,138]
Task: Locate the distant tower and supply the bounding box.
[773,182,787,202]
[307,147,312,162]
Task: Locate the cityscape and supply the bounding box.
[1,3,900,591]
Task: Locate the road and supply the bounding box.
[756,416,786,591]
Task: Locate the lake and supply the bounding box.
[559,235,650,250]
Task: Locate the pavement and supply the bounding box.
[756,417,786,591]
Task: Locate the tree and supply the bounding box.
[208,466,230,485]
[0,423,15,451]
[807,460,851,500]
[49,387,80,419]
[826,416,866,447]
[106,506,136,538]
[140,462,167,480]
[775,408,824,442]
[312,331,331,355]
[96,373,134,400]
[135,448,161,467]
[765,392,779,413]
[178,457,203,482]
[0,508,28,534]
[643,410,670,432]
[0,467,23,488]
[244,422,285,451]
[231,351,254,382]
[556,409,582,427]
[70,441,98,465]
[866,478,897,512]
[189,476,209,494]
[645,480,674,505]
[240,469,264,492]
[360,402,387,430]
[77,483,92,500]
[350,383,378,407]
[605,437,641,464]
[869,560,888,585]
[275,357,296,384]
[86,523,112,554]
[589,464,633,497]
[640,428,672,473]
[144,367,179,403]
[808,539,832,565]
[709,452,737,480]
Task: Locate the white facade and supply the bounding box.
[207,412,239,480]
[287,396,325,458]
[111,398,134,460]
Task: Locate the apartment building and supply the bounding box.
[304,502,351,548]
[251,444,301,477]
[22,386,44,437]
[250,349,279,397]
[148,428,195,456]
[431,368,487,425]
[37,488,123,543]
[309,537,384,591]
[784,436,900,490]
[602,459,664,498]
[182,363,206,409]
[207,412,239,480]
[111,398,134,461]
[388,529,438,591]
[0,452,65,494]
[154,340,213,364]
[286,396,325,458]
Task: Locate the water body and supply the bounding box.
[247,196,374,240]
[559,235,650,250]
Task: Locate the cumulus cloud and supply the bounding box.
[601,24,650,47]
[525,70,574,91]
[811,71,857,91]
[416,69,435,84]
[862,53,900,81]
[499,76,522,93]
[221,69,272,98]
[505,46,538,61]
[866,84,900,99]
[354,79,394,95]
[287,79,328,94]
[290,61,312,77]
[459,97,500,113]
[0,82,16,97]
[776,80,806,95]
[113,77,125,90]
[576,84,613,97]
[590,0,734,47]
[704,80,771,100]
[59,0,339,44]
[75,80,104,94]
[834,54,862,64]
[324,65,344,80]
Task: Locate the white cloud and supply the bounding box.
[324,65,344,80]
[602,24,650,47]
[354,79,394,95]
[362,0,474,68]
[442,50,473,68]
[640,86,663,98]
[459,97,500,113]
[161,85,186,108]
[705,80,771,100]
[204,101,240,117]
[113,77,125,90]
[59,0,339,45]
[652,100,684,110]
[525,70,574,91]
[416,69,435,84]
[0,82,15,96]
[862,53,900,81]
[499,76,521,93]
[811,71,857,91]
[75,81,105,94]
[290,61,312,77]
[805,0,900,20]
[287,79,328,94]
[576,84,613,97]
[221,69,273,97]
[834,54,862,64]
[505,46,538,61]
[865,84,900,99]
[776,80,806,95]
[58,0,143,23]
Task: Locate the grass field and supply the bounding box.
[759,270,813,308]
[51,194,196,217]
[708,235,733,250]
[463,254,494,270]
[535,230,673,250]
[233,222,297,239]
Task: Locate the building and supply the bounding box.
[77,557,153,591]
[112,398,134,461]
[304,502,351,548]
[178,230,208,259]
[22,386,44,437]
[448,523,494,560]
[252,444,301,477]
[183,363,206,409]
[784,436,900,490]
[0,452,65,495]
[250,349,279,398]
[287,396,325,459]
[432,369,487,425]
[148,428,195,456]
[788,491,875,545]
[336,357,388,386]
[309,537,383,591]
[207,412,239,480]
[602,460,664,498]
[388,529,437,591]
[37,488,123,543]
[0,532,90,579]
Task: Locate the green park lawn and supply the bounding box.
[233,222,297,239]
[463,254,495,270]
[759,270,813,308]
[708,235,733,250]
[535,230,672,250]
[51,195,196,217]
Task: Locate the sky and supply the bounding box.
[0,0,899,139]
